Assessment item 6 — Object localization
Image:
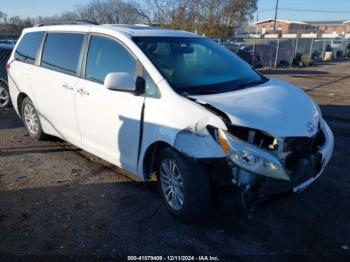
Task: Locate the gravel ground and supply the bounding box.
[0,61,350,261]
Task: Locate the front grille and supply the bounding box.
[283,129,325,157]
[282,129,325,178]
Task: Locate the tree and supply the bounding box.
[0,0,257,36]
[76,0,150,24]
[0,11,8,23]
[145,0,257,36]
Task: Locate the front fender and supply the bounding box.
[173,129,225,159]
[136,79,228,180]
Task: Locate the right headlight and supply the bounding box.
[217,129,290,181]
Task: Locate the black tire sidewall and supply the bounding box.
[157,147,211,222]
[21,97,44,140]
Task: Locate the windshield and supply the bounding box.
[133,36,267,95]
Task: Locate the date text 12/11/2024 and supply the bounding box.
[127,256,220,261]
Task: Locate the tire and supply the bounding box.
[157,147,211,222]
[0,82,11,109]
[21,97,46,140]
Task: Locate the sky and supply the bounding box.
[0,0,350,22]
[0,0,91,17]
[254,0,350,22]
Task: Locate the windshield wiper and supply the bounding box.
[180,91,190,97]
[178,78,269,96]
[179,89,220,96]
[190,90,221,95]
[191,79,268,95]
[237,79,268,89]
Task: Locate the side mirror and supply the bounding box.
[104,72,135,92]
[104,72,145,96]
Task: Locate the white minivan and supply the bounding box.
[7,23,334,221]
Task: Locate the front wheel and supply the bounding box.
[157,147,211,222]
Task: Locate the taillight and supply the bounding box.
[5,63,10,70]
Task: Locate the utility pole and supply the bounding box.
[273,0,279,31]
[194,18,198,34]
[256,9,259,33]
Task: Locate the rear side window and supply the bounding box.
[15,32,44,64]
[85,35,137,83]
[41,33,84,75]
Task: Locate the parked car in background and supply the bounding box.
[346,43,350,58]
[312,50,322,61]
[7,24,334,221]
[0,39,17,46]
[223,38,247,48]
[224,44,262,68]
[233,41,293,68]
[0,43,13,108]
[330,37,344,50]
[223,43,241,53]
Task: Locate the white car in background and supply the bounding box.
[7,23,334,221]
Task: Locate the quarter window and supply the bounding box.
[143,70,159,97]
[15,32,45,64]
[41,33,84,75]
[85,35,137,83]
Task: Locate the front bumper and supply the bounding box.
[236,119,334,202]
[293,119,334,192]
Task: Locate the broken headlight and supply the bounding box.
[217,129,290,181]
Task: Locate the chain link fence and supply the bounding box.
[0,34,16,108]
[222,37,350,68]
[0,35,17,83]
[1,34,350,79]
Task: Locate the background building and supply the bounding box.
[343,21,350,34]
[255,19,314,34]
[256,19,350,35]
[306,21,345,34]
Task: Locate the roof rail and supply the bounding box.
[134,23,151,27]
[34,19,99,27]
[76,19,99,25]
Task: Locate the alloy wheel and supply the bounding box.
[23,103,40,135]
[160,159,184,211]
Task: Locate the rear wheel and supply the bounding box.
[0,82,10,108]
[157,147,211,222]
[21,97,45,140]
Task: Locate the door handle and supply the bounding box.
[77,88,90,96]
[62,83,74,91]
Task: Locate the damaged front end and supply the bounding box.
[187,80,334,210]
[207,118,334,206]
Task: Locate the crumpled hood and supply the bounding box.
[191,79,321,138]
